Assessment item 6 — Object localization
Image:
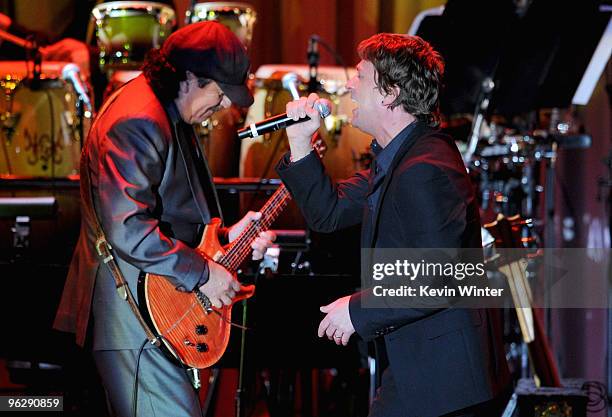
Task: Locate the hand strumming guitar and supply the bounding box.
[198,211,276,307]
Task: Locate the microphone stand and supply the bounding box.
[26,37,42,90]
[307,35,320,93]
[185,0,196,25]
[0,27,34,50]
[463,77,494,165]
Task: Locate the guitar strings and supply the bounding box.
[225,196,290,271]
[221,185,291,270]
[227,193,291,270]
[225,186,287,258]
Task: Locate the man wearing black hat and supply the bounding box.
[54,22,274,416]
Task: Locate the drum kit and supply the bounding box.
[462,109,586,229]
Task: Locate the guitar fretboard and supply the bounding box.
[218,184,292,272]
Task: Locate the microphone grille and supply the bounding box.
[281,72,299,90]
[61,63,80,79]
[315,100,331,118]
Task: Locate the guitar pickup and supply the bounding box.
[194,289,214,314]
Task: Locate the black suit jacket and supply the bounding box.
[277,122,509,417]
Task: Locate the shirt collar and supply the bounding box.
[370,121,417,175]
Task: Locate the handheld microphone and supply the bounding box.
[238,100,331,140]
[61,63,92,114]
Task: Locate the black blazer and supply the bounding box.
[277,122,509,417]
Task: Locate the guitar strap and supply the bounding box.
[82,82,160,347]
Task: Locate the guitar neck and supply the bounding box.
[217,184,292,273]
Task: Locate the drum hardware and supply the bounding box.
[464,77,495,164]
[470,126,588,219]
[469,119,592,342]
[1,77,19,146]
[1,111,19,143]
[0,27,42,86]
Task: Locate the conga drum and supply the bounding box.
[0,62,85,265]
[0,61,85,178]
[90,1,176,72]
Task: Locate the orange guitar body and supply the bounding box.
[138,218,255,369]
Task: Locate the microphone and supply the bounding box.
[281,72,301,100]
[307,35,320,93]
[238,100,331,140]
[61,63,92,114]
[307,35,319,66]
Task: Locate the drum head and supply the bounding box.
[0,79,80,177]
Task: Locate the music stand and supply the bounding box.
[412,0,611,117]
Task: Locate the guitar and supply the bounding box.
[138,183,292,369]
[484,214,561,387]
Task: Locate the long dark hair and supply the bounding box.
[141,48,185,103]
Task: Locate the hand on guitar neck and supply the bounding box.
[198,210,276,308]
[227,211,277,260]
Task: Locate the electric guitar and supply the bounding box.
[138,183,292,369]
